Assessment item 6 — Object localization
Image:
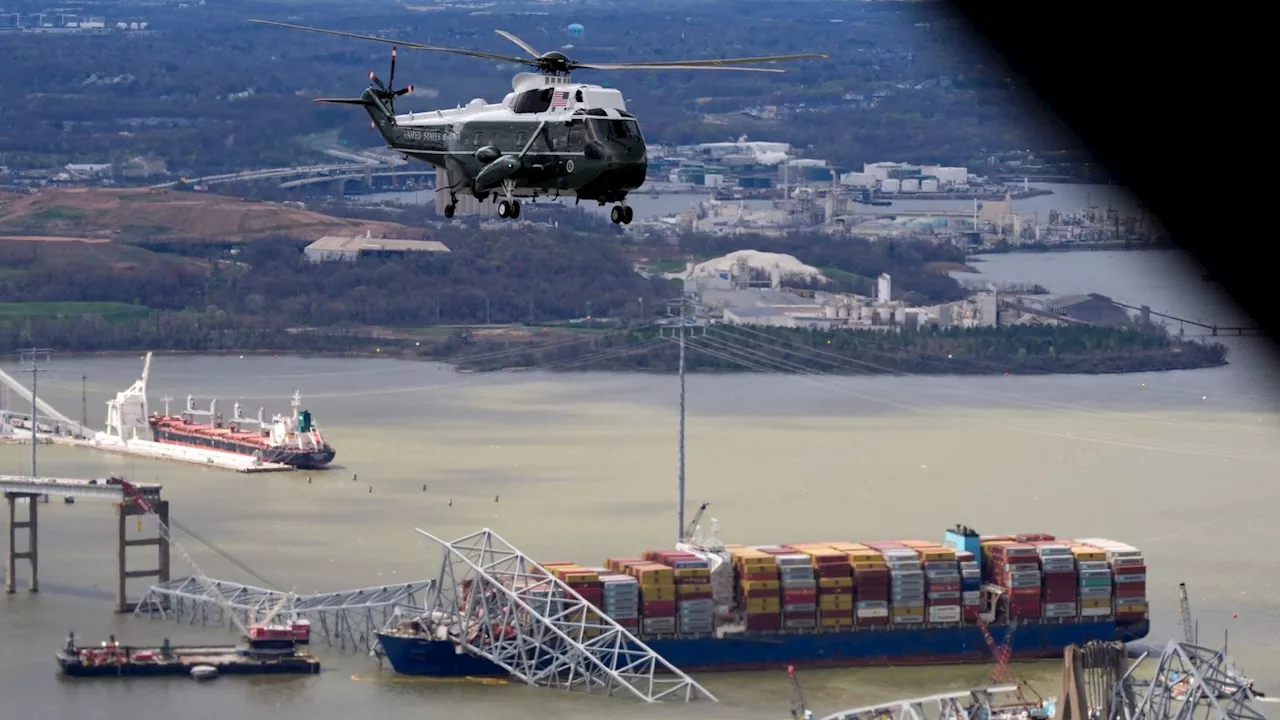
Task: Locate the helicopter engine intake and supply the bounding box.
[474,145,502,164]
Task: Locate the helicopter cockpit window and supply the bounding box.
[512,88,554,114]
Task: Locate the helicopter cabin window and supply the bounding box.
[473,131,484,147]
[515,131,527,147]
[588,118,642,142]
[488,132,498,146]
[512,88,554,114]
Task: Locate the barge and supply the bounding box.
[56,628,321,678]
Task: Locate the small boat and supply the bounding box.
[191,665,218,681]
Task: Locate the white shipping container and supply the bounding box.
[928,609,962,623]
[1080,606,1113,617]
[856,607,890,618]
[962,591,981,604]
[892,614,925,624]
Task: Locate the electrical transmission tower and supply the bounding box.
[14,348,53,479]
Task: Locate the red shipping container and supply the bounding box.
[677,576,711,586]
[783,588,817,602]
[753,546,789,555]
[817,565,851,578]
[680,590,714,601]
[1113,564,1146,576]
[783,610,817,620]
[856,615,889,626]
[1014,533,1055,542]
[742,569,778,581]
[746,614,782,632]
[820,609,854,619]
[1114,581,1146,596]
[1009,587,1041,598]
[927,582,961,592]
[641,600,676,615]
[742,587,780,599]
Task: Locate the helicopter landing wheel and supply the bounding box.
[444,204,456,219]
[621,205,633,225]
[610,206,623,224]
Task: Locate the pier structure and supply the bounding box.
[0,475,167,607]
[134,578,434,652]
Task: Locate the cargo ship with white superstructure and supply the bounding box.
[91,352,335,470]
[148,391,335,469]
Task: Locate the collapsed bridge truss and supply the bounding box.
[134,577,432,652]
[417,527,716,703]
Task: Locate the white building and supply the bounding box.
[304,231,450,263]
[877,273,892,302]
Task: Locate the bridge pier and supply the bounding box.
[4,491,38,593]
[116,499,170,613]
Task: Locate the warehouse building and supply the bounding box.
[304,231,450,263]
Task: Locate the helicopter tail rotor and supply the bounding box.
[367,45,413,114]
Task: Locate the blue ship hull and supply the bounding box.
[376,619,1150,676]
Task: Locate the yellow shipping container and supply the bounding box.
[744,599,781,612]
[891,606,924,616]
[820,596,854,610]
[918,549,956,561]
[1116,603,1148,614]
[1079,599,1111,609]
[675,567,710,578]
[820,618,854,628]
[818,577,854,589]
[677,584,712,596]
[849,561,887,571]
[1070,547,1106,561]
[740,579,781,592]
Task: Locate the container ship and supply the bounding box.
[375,527,1150,675]
[148,390,336,470]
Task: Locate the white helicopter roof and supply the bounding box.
[396,72,632,127]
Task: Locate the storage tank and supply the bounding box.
[900,178,920,193]
[920,178,939,193]
[823,305,838,319]
[894,306,907,325]
[881,178,900,193]
[838,304,851,319]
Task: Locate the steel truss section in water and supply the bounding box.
[817,685,1022,720]
[416,527,717,703]
[133,576,432,652]
[1111,641,1270,720]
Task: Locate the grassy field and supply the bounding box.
[0,301,151,321]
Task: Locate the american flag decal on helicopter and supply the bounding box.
[550,90,569,108]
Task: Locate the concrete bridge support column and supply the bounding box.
[116,499,170,613]
[4,491,38,593]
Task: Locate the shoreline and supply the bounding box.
[22,343,1228,377]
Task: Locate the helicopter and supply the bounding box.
[250,20,827,223]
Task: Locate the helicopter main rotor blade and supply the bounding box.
[577,63,788,73]
[249,20,541,68]
[591,52,829,68]
[494,30,541,59]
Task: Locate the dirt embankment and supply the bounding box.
[0,187,421,243]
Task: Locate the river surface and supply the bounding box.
[2,250,1278,720]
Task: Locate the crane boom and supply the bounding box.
[116,476,287,636]
[1178,582,1195,645]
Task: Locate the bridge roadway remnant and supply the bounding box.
[0,475,168,610]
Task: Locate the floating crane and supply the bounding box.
[788,665,813,720]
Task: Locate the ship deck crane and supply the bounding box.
[115,477,294,636]
[682,502,710,543]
